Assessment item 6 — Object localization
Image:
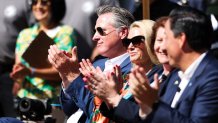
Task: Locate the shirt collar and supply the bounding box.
[107,53,129,65]
[104,53,129,72]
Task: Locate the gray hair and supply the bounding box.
[96,5,135,28]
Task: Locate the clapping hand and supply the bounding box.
[79,59,123,107]
[10,63,31,82]
[10,63,31,95]
[129,66,159,114]
[48,45,80,88]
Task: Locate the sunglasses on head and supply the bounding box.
[122,36,145,48]
[30,0,50,6]
[93,27,116,36]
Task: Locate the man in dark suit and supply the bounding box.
[48,5,134,123]
[129,6,218,123]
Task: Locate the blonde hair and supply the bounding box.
[130,20,159,64]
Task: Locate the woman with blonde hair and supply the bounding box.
[78,19,162,123]
[126,19,159,67]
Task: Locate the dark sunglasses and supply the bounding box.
[93,27,116,36]
[122,36,145,48]
[30,0,50,6]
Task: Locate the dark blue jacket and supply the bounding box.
[145,52,218,123]
[99,65,179,123]
[60,56,132,123]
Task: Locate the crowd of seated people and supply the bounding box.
[1,0,218,123]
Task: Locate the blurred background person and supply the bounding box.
[169,0,207,12]
[10,0,76,101]
[207,1,218,59]
[0,0,32,117]
[131,0,180,21]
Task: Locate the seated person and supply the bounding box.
[10,0,76,100]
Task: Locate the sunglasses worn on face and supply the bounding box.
[31,0,50,6]
[122,36,145,48]
[94,27,116,36]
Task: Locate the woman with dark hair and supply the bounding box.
[10,0,76,100]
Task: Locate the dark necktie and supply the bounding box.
[159,72,181,105]
[159,74,168,96]
[160,74,167,83]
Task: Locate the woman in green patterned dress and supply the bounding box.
[10,0,76,100]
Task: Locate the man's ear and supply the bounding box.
[118,27,129,39]
[178,32,187,49]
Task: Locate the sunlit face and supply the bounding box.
[126,27,148,64]
[164,20,181,67]
[92,13,124,58]
[154,27,169,64]
[32,0,52,23]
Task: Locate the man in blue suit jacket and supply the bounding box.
[129,6,218,123]
[48,5,135,122]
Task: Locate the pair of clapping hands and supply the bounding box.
[48,45,159,110]
[80,60,160,111]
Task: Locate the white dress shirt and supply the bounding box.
[66,53,129,123]
[171,52,207,108]
[103,53,129,73]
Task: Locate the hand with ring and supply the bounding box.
[82,65,123,107]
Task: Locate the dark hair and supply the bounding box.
[29,0,66,23]
[150,16,169,55]
[96,5,135,28]
[169,6,213,52]
[51,0,66,23]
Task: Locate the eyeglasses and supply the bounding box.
[30,0,50,6]
[94,27,116,36]
[122,36,145,48]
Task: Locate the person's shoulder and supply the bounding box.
[18,27,34,37]
[19,24,38,35]
[148,65,164,75]
[93,56,107,63]
[204,52,218,68]
[59,24,74,34]
[92,56,107,65]
[195,52,218,81]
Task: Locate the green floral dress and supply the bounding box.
[15,24,76,100]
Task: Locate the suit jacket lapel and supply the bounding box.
[159,69,179,99]
[119,56,132,74]
[163,78,181,105]
[93,57,107,70]
[158,68,181,105]
[176,53,210,107]
[93,56,131,73]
